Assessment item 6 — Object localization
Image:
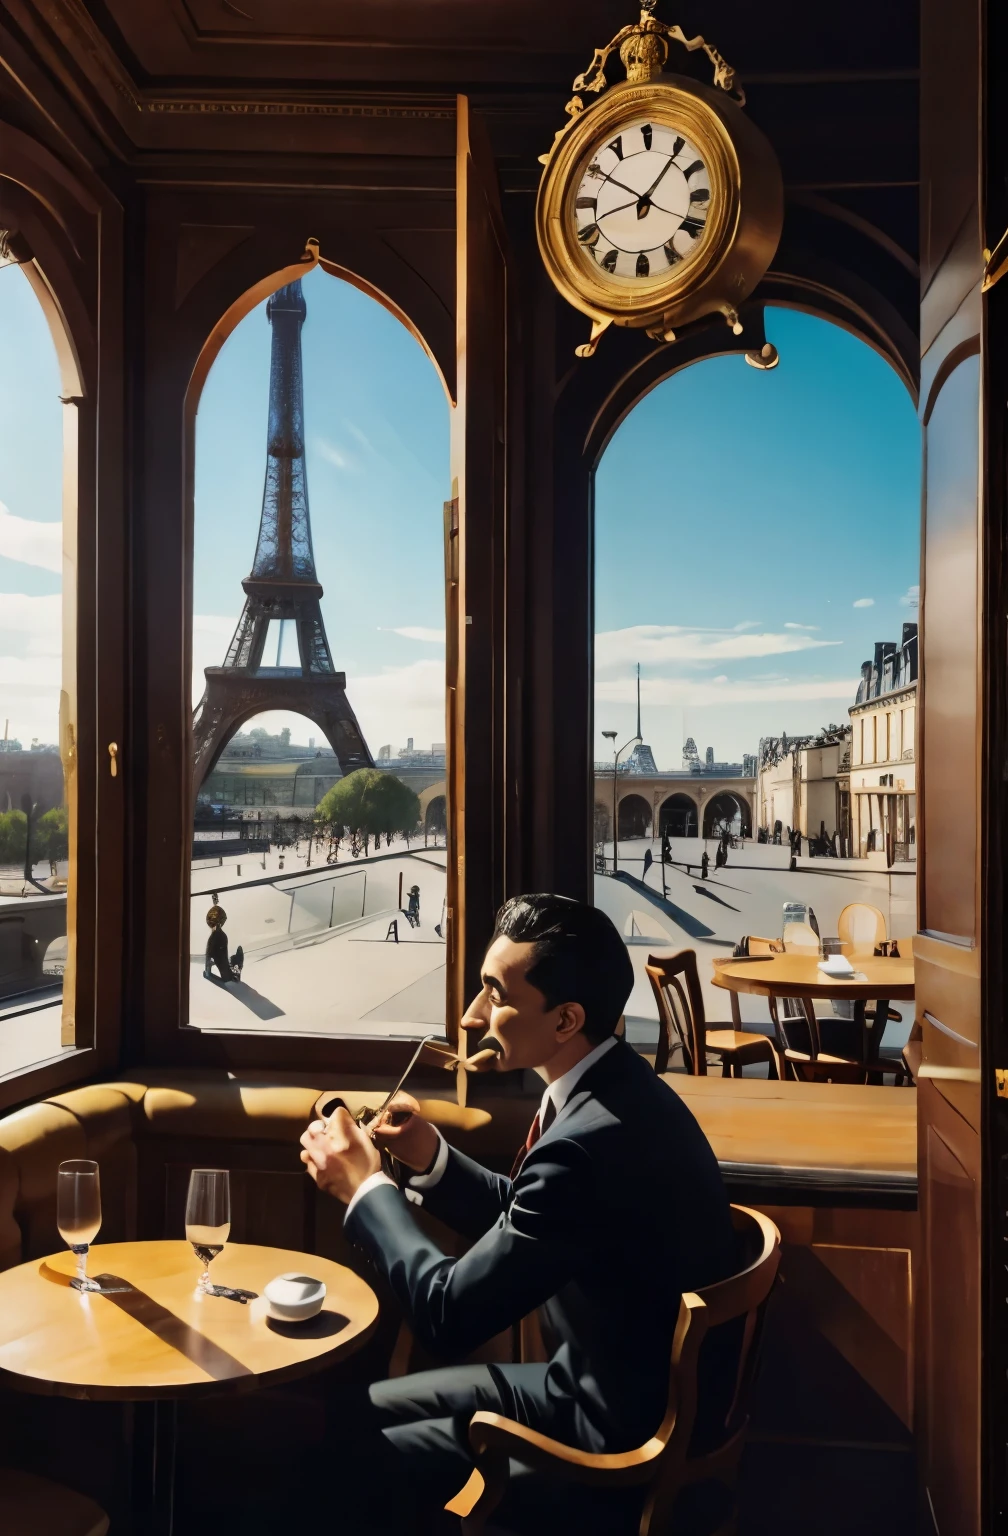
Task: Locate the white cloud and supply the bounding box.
[0,592,62,654]
[386,626,446,645]
[349,658,446,755]
[194,613,238,636]
[0,593,65,745]
[0,503,61,573]
[345,421,376,454]
[314,438,358,472]
[784,622,819,631]
[853,597,875,608]
[192,614,239,708]
[900,584,920,609]
[596,673,858,707]
[594,624,840,669]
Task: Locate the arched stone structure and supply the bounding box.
[702,792,753,840]
[659,793,699,838]
[424,795,447,836]
[617,793,652,840]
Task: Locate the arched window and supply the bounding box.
[593,308,920,1066]
[0,258,75,1071]
[189,267,449,1037]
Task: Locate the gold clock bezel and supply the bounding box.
[537,80,741,325]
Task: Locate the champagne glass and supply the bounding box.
[185,1169,230,1295]
[57,1159,102,1292]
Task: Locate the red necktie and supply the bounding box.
[510,1098,555,1180]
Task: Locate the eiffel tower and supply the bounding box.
[192,279,372,791]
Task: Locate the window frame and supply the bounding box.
[0,136,125,1114]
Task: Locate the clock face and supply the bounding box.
[572,118,712,283]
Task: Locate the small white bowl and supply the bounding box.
[263,1272,326,1323]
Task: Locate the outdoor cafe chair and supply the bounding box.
[446,1206,781,1536]
[645,950,779,1079]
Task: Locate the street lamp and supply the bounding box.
[602,728,641,875]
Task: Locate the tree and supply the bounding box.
[0,810,27,865]
[35,807,68,863]
[316,769,420,856]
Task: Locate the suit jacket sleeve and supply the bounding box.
[346,1135,593,1358]
[412,1143,512,1240]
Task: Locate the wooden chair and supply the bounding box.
[447,1206,781,1535]
[645,951,778,1079]
[781,920,819,952]
[0,1470,109,1536]
[837,902,886,952]
[901,1018,922,1085]
[836,902,905,1065]
[766,993,868,1084]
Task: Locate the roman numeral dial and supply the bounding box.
[571,117,712,283]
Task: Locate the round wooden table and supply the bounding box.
[712,953,915,1074]
[0,1241,379,1531]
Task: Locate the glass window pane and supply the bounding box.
[0,262,76,1072]
[592,308,920,1066]
[188,269,449,1039]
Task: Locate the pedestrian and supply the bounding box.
[701,850,710,880]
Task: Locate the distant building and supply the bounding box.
[625,742,659,775]
[848,624,917,860]
[757,725,852,849]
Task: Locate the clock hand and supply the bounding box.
[596,196,641,219]
[637,157,680,220]
[643,156,677,202]
[593,172,645,201]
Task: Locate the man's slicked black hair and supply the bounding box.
[491,893,634,1044]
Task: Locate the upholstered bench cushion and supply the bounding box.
[0,1103,89,1264]
[0,1469,109,1536]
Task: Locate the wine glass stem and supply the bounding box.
[200,1264,210,1293]
[76,1247,88,1284]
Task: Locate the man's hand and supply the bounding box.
[368,1092,440,1173]
[300,1108,381,1203]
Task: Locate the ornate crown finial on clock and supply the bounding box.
[619,23,668,86]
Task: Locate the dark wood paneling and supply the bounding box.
[981,3,1008,1528]
[451,100,510,1020]
[920,1090,981,1534]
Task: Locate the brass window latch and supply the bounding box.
[982,228,1008,293]
[996,1068,1008,1099]
[108,742,118,778]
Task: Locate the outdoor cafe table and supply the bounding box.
[711,952,915,1070]
[0,1240,380,1533]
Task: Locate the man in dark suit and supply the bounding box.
[300,894,736,1529]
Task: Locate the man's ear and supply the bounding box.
[555,1001,586,1041]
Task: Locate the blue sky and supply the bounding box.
[192,266,450,753]
[0,265,920,767]
[594,307,921,766]
[0,263,62,748]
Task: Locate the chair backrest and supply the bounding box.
[645,950,706,1075]
[838,902,887,952]
[782,920,819,952]
[744,935,784,956]
[642,1207,781,1524]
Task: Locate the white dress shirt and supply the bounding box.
[344,1033,619,1220]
